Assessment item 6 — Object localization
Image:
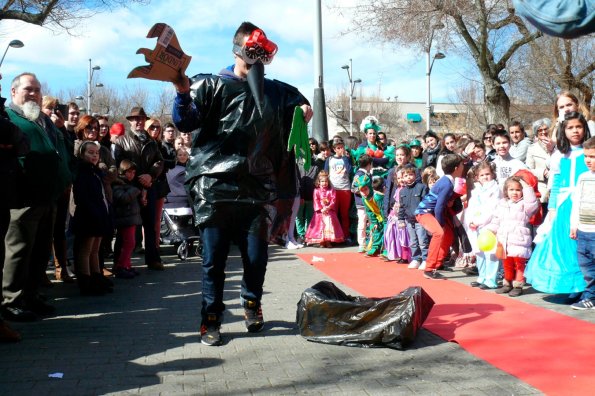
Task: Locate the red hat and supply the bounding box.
[110,122,125,136]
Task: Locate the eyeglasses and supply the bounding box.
[99,125,109,129]
[537,127,549,136]
[149,125,161,130]
[85,126,99,131]
[483,136,492,141]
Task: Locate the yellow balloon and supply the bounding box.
[477,230,497,252]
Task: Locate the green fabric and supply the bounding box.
[295,200,313,237]
[287,106,310,171]
[7,109,72,205]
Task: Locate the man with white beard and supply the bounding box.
[1,73,71,322]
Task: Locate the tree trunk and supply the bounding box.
[483,77,510,125]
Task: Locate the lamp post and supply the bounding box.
[87,59,103,115]
[425,23,445,131]
[0,40,24,69]
[341,59,362,136]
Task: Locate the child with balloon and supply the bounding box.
[465,162,501,289]
[486,176,539,296]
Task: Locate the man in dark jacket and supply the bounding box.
[2,73,71,322]
[172,21,312,346]
[0,74,29,340]
[114,107,164,270]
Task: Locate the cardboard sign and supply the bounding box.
[128,23,191,82]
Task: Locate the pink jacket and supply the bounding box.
[487,187,538,259]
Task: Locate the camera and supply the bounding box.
[55,103,69,117]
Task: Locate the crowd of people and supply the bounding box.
[0,72,196,342]
[285,92,594,310]
[1,21,593,346]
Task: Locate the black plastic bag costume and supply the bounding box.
[296,281,435,350]
[175,68,308,238]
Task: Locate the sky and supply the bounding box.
[0,0,467,113]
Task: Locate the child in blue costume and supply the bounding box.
[525,112,591,294]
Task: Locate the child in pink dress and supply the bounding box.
[305,171,345,247]
[384,167,411,262]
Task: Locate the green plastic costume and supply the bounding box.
[287,106,310,171]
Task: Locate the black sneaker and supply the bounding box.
[423,270,446,280]
[244,300,264,333]
[200,322,222,346]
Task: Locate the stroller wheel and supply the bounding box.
[177,242,188,261]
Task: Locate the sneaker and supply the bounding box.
[244,301,264,333]
[200,323,222,346]
[508,287,523,297]
[408,260,421,269]
[571,299,595,310]
[285,240,303,250]
[418,261,427,271]
[423,270,445,280]
[114,268,135,279]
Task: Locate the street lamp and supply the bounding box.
[425,23,445,131]
[0,40,24,69]
[87,59,103,114]
[341,59,362,136]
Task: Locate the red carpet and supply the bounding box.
[297,252,595,396]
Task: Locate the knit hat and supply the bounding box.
[110,122,125,136]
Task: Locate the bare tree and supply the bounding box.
[511,35,594,112]
[0,0,149,31]
[338,0,542,125]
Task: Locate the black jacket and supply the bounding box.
[0,97,29,209]
[114,131,164,180]
[72,161,112,236]
[398,180,429,222]
[173,68,308,227]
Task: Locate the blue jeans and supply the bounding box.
[199,204,269,324]
[406,221,428,262]
[577,230,595,301]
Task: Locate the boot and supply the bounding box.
[0,321,21,342]
[509,281,524,297]
[77,274,105,296]
[91,272,113,293]
[496,280,512,294]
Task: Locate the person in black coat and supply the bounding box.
[72,141,113,295]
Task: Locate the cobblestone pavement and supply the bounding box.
[3,242,587,395]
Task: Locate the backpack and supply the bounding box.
[513,169,544,226]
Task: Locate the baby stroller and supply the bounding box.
[160,164,201,260]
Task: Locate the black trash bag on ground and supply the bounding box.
[296,281,434,350]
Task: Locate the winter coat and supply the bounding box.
[111,176,142,228]
[464,180,501,253]
[487,186,538,259]
[165,163,190,207]
[398,180,428,223]
[6,105,71,206]
[72,161,112,236]
[114,130,164,180]
[0,98,29,209]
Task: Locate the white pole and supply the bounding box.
[426,50,431,131]
[87,58,92,115]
